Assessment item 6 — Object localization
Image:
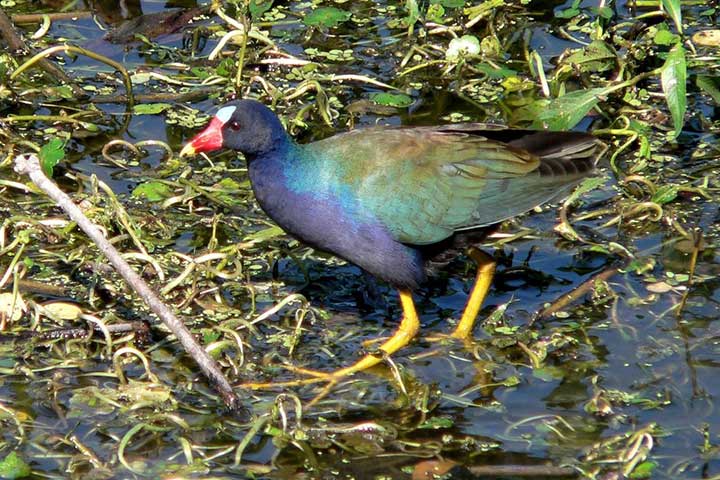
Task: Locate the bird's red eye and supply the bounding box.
[229,121,241,131]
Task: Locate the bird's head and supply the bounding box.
[179,99,286,159]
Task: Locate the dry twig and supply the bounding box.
[13,153,244,413]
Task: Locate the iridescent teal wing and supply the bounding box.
[310,124,603,245]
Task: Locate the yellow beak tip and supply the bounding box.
[178,144,196,158]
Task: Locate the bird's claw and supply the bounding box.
[424,331,475,345]
[241,366,342,388]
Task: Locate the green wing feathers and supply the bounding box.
[310,125,605,246]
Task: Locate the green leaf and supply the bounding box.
[431,0,465,7]
[426,3,445,22]
[475,62,517,78]
[661,43,687,140]
[629,461,657,479]
[132,181,173,202]
[418,416,454,429]
[651,184,679,204]
[249,0,273,20]
[370,92,413,107]
[555,7,579,18]
[563,40,616,73]
[404,0,420,27]
[303,7,351,28]
[654,28,679,46]
[446,35,480,61]
[532,87,610,130]
[510,98,550,125]
[0,452,31,479]
[39,137,65,177]
[661,0,682,33]
[555,0,581,18]
[464,0,504,19]
[593,5,614,18]
[245,225,285,242]
[216,58,236,78]
[564,177,606,205]
[696,75,720,105]
[532,366,564,381]
[132,103,172,115]
[202,329,221,343]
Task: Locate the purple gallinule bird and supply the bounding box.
[180,99,605,388]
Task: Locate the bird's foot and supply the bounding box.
[361,336,389,348]
[240,353,388,406]
[424,331,475,346]
[241,289,421,406]
[241,351,385,390]
[241,366,343,389]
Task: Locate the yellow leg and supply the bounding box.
[451,247,496,340]
[243,289,420,389]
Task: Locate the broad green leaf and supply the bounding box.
[202,329,221,343]
[39,137,65,177]
[446,35,480,61]
[50,85,74,100]
[555,6,579,18]
[246,225,284,242]
[555,0,581,18]
[404,0,420,27]
[629,461,657,479]
[696,75,720,105]
[661,43,687,140]
[654,28,679,46]
[190,67,211,80]
[303,7,351,28]
[216,58,236,78]
[370,92,413,107]
[494,326,519,335]
[249,0,273,20]
[475,62,517,78]
[563,40,616,73]
[533,87,611,130]
[132,181,173,202]
[564,177,606,205]
[133,103,172,115]
[464,0,504,18]
[651,184,679,204]
[661,0,682,33]
[426,3,445,22]
[532,366,565,381]
[211,177,245,205]
[0,452,31,479]
[214,177,242,190]
[431,0,465,7]
[593,5,614,18]
[418,417,454,429]
[510,98,551,124]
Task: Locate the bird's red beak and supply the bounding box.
[179,116,225,157]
